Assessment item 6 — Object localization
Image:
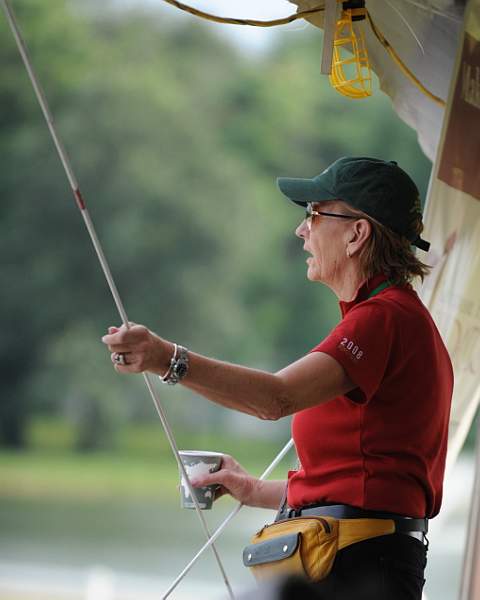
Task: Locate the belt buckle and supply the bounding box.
[275,507,296,521]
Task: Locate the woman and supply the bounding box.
[102,156,453,600]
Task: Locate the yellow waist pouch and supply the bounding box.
[243,516,395,582]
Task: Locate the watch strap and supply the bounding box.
[159,344,189,385]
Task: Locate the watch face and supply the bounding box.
[174,361,188,379]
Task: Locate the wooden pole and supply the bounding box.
[321,0,338,74]
[459,413,480,600]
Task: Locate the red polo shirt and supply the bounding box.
[287,274,453,518]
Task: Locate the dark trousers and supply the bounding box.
[316,533,427,599]
[273,534,427,600]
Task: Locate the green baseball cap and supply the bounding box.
[277,156,430,251]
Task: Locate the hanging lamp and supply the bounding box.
[329,0,372,99]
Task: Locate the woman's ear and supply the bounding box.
[346,219,371,257]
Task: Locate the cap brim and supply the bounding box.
[276,177,338,207]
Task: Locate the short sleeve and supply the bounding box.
[312,302,395,404]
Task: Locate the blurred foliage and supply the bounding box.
[0,0,432,448]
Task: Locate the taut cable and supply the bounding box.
[366,10,445,107]
[161,0,324,27]
[0,1,234,597]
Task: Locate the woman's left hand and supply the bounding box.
[101,323,174,374]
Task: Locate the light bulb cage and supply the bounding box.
[329,5,372,99]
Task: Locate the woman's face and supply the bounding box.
[295,201,356,285]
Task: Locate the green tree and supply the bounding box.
[0,2,432,448]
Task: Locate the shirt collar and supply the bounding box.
[339,273,389,317]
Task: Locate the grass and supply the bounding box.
[0,418,291,502]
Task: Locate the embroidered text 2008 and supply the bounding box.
[339,338,363,360]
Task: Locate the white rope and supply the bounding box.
[162,438,295,599]
[0,2,234,597]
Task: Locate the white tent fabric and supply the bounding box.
[419,3,480,596]
[291,0,465,160]
[418,0,480,468]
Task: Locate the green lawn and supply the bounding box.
[0,419,290,501]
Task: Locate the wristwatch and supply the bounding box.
[160,344,189,385]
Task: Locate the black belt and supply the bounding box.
[276,503,428,536]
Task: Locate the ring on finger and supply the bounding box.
[113,352,128,366]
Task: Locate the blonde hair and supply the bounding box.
[351,208,431,286]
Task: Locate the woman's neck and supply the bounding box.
[329,260,365,302]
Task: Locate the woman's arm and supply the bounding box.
[183,349,354,419]
[102,324,354,420]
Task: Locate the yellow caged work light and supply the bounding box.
[329,0,372,99]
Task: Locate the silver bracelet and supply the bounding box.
[159,343,178,382]
[159,343,189,385]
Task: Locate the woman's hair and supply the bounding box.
[350,207,431,286]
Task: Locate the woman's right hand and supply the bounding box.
[190,454,259,506]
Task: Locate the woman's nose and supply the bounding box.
[295,220,308,239]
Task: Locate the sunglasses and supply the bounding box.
[304,204,357,231]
